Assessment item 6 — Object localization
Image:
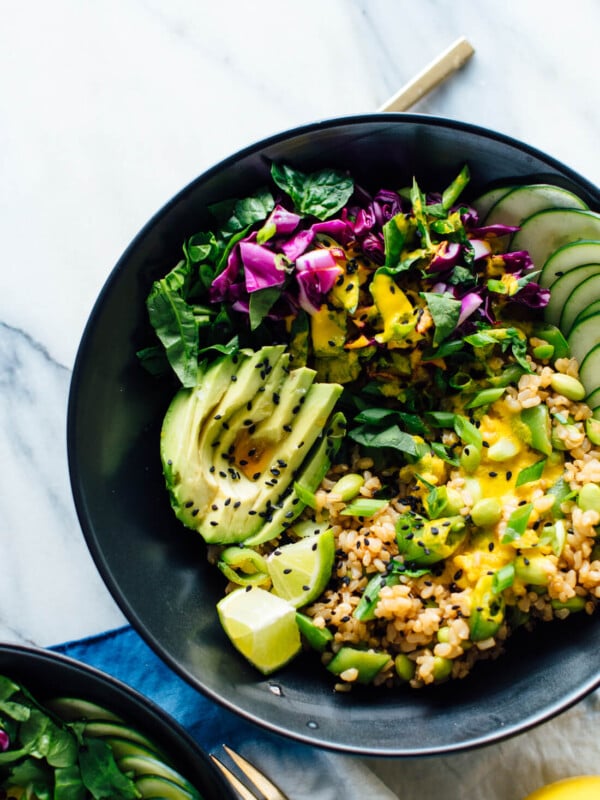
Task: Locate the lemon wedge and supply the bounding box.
[523,776,600,799]
[217,586,301,674]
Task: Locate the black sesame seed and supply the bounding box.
[453,569,463,581]
[506,470,513,480]
[283,568,292,574]
[283,424,292,432]
[252,472,261,480]
[231,375,237,382]
[211,504,218,511]
[214,414,222,420]
[345,283,354,292]
[273,392,280,405]
[185,501,193,508]
[249,510,257,516]
[489,471,498,478]
[224,498,231,506]
[210,521,218,527]
[191,509,199,516]
[234,501,241,509]
[209,466,216,473]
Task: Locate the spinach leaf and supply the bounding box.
[146,270,199,387]
[353,408,427,435]
[78,737,139,800]
[382,213,411,269]
[6,758,52,798]
[210,188,275,239]
[54,764,88,800]
[421,292,462,345]
[349,424,422,457]
[271,163,354,220]
[249,286,281,331]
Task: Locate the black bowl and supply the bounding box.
[67,114,600,756]
[0,643,234,798]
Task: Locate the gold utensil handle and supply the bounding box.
[379,36,475,112]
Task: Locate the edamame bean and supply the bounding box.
[586,417,600,446]
[532,343,554,360]
[460,444,481,473]
[551,595,586,612]
[331,473,365,501]
[549,373,586,401]
[487,436,520,462]
[394,653,415,682]
[432,656,453,682]
[578,483,600,513]
[471,498,503,527]
[437,626,450,643]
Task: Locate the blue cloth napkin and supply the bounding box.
[51,625,395,800]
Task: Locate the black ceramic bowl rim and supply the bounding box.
[67,113,600,757]
[0,643,234,799]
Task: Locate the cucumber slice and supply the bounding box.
[579,343,600,398]
[471,185,515,218]
[539,239,600,288]
[572,297,600,328]
[46,697,123,723]
[484,184,588,226]
[135,774,198,800]
[83,720,158,750]
[585,385,600,410]
[560,273,600,335]
[567,314,600,368]
[511,209,600,270]
[544,264,600,326]
[117,755,198,795]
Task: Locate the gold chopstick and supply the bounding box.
[379,36,475,112]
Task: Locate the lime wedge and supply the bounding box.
[267,529,335,608]
[217,586,301,674]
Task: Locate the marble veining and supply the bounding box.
[1,2,599,797]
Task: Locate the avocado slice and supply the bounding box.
[161,345,343,544]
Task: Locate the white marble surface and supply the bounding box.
[1,1,599,797]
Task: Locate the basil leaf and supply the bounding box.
[421,292,462,345]
[515,458,547,487]
[271,163,353,220]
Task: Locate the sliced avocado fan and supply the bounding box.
[160,345,345,545]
